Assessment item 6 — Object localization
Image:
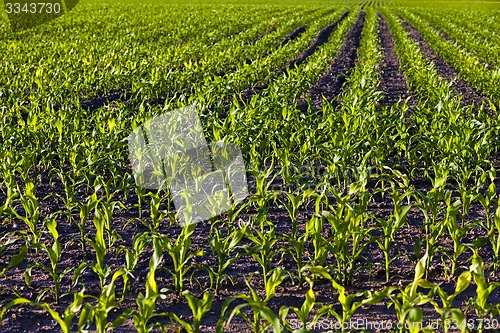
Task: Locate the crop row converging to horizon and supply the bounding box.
[0,1,499,332]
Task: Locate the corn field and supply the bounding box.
[0,0,499,332]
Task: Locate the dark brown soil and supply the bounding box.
[400,18,488,108]
[80,89,131,111]
[413,14,495,72]
[434,26,452,42]
[239,12,350,104]
[378,14,416,107]
[284,12,349,70]
[79,21,311,113]
[304,12,366,109]
[277,25,307,48]
[1,173,498,332]
[275,7,341,50]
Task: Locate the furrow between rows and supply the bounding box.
[237,11,350,105]
[277,25,307,48]
[400,18,487,108]
[284,12,349,70]
[377,14,416,107]
[78,11,320,112]
[304,11,366,109]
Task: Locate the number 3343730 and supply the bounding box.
[5,3,61,14]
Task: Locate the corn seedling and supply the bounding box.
[225,273,282,333]
[169,290,214,333]
[0,289,85,333]
[161,223,203,295]
[208,222,246,295]
[375,185,412,281]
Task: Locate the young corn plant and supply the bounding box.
[303,192,331,268]
[443,190,468,276]
[279,190,314,239]
[169,290,214,333]
[132,236,167,333]
[414,168,448,279]
[303,265,395,333]
[322,189,373,285]
[223,270,284,333]
[79,269,130,332]
[93,176,119,205]
[88,204,112,289]
[0,289,86,333]
[117,231,149,298]
[469,251,500,325]
[146,192,171,232]
[1,170,19,212]
[134,185,147,219]
[275,149,298,192]
[248,162,279,226]
[280,230,309,286]
[208,222,246,295]
[14,180,42,250]
[75,192,101,252]
[278,190,317,285]
[477,182,500,269]
[492,201,500,270]
[55,170,78,217]
[454,169,476,228]
[427,271,470,333]
[388,251,434,333]
[98,200,123,249]
[375,185,412,281]
[476,176,496,232]
[244,222,281,292]
[278,277,329,332]
[25,217,70,303]
[161,223,203,295]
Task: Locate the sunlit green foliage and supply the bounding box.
[0,0,499,332]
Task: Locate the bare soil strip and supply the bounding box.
[434,26,452,42]
[416,17,495,71]
[284,12,349,70]
[1,167,490,331]
[79,22,322,112]
[80,89,131,111]
[304,12,366,109]
[378,14,416,107]
[400,19,487,107]
[276,25,306,47]
[237,12,350,104]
